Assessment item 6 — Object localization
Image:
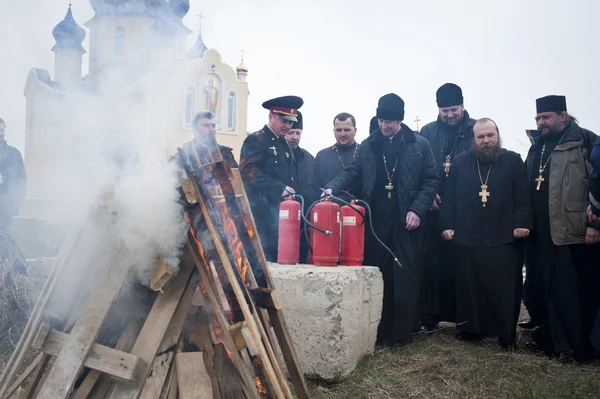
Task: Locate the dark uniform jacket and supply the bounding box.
[0,139,26,229]
[240,126,298,261]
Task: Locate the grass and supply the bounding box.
[307,320,600,399]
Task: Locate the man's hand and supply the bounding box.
[405,211,421,231]
[441,230,454,241]
[321,188,333,197]
[513,228,530,239]
[587,205,600,223]
[431,194,442,211]
[282,186,295,197]
[585,227,600,244]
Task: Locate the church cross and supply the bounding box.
[535,174,545,191]
[479,184,490,207]
[414,116,421,131]
[196,13,205,33]
[240,49,245,62]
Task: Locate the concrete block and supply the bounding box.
[268,264,383,381]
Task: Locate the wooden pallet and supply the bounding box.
[0,137,310,398]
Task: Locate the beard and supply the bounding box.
[473,141,502,163]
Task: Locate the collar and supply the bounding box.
[367,123,416,144]
[526,120,581,147]
[436,110,472,137]
[263,125,279,141]
[333,141,357,150]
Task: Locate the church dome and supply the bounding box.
[236,61,248,74]
[188,29,208,60]
[90,0,188,18]
[52,5,86,53]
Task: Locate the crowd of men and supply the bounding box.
[215,84,599,363]
[3,80,600,364]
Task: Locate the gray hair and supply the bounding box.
[191,111,214,131]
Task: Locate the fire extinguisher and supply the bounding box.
[340,200,365,266]
[310,197,340,266]
[277,196,302,264]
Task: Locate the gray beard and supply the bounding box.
[473,142,502,163]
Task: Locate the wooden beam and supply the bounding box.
[36,249,130,399]
[108,260,194,399]
[139,271,197,399]
[72,319,141,399]
[39,330,145,384]
[175,352,213,399]
[185,241,260,399]
[4,353,43,398]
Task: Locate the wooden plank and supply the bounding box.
[229,168,310,399]
[4,353,44,398]
[39,329,144,383]
[138,272,197,399]
[166,368,178,399]
[185,241,260,399]
[184,167,286,399]
[108,260,194,399]
[175,352,213,399]
[158,356,177,399]
[72,319,141,399]
[36,249,130,398]
[0,207,105,396]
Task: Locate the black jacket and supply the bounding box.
[294,146,317,204]
[311,142,362,201]
[326,125,439,219]
[590,136,600,216]
[419,110,475,188]
[0,139,26,224]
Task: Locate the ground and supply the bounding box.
[307,317,600,399]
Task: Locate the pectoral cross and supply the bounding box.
[385,183,393,199]
[442,155,452,177]
[535,174,544,191]
[479,184,490,207]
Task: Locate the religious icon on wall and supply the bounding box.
[202,75,221,120]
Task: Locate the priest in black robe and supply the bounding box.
[440,118,532,349]
[311,113,361,202]
[523,95,600,363]
[325,94,438,345]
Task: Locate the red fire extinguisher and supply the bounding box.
[340,201,365,266]
[277,197,301,264]
[310,198,340,266]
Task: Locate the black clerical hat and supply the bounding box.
[376,94,405,121]
[292,111,303,130]
[436,83,464,108]
[369,116,379,134]
[536,95,567,114]
[262,95,304,122]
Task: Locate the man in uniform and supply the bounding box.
[0,118,26,232]
[190,111,238,168]
[312,113,361,201]
[419,83,476,329]
[240,96,302,262]
[524,95,600,363]
[440,118,531,349]
[324,94,438,346]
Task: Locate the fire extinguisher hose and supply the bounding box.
[320,189,402,269]
[282,192,334,236]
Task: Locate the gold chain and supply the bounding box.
[333,143,359,169]
[476,159,493,186]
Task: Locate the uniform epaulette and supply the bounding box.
[252,130,266,136]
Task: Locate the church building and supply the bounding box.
[22,0,249,215]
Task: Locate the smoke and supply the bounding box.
[0,1,200,288]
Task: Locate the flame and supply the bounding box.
[214,200,250,285]
[252,358,269,396]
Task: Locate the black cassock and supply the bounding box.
[440,150,532,342]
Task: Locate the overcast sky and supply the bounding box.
[1,0,599,157]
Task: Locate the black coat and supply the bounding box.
[326,125,439,220]
[311,142,362,202]
[0,140,26,228]
[293,146,317,204]
[419,111,475,188]
[240,126,298,261]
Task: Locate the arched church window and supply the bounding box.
[184,87,195,127]
[115,27,126,55]
[228,91,237,131]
